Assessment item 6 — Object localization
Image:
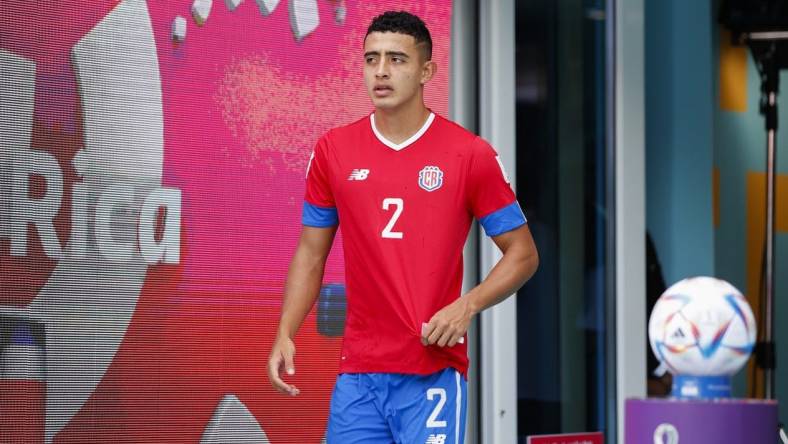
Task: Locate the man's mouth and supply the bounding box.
[373,85,393,96]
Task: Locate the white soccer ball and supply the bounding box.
[648,276,756,376]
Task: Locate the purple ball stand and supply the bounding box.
[625,398,778,443]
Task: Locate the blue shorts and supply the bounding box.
[326,368,467,444]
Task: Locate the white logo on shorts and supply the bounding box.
[425,433,447,444]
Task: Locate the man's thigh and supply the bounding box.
[389,368,467,444]
[326,374,395,444]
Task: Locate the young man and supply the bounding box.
[268,11,538,444]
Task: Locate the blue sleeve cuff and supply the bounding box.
[302,201,338,227]
[479,202,527,237]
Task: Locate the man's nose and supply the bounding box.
[375,60,389,78]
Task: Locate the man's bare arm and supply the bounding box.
[268,225,337,396]
[424,224,539,347]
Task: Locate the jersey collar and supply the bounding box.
[370,112,435,151]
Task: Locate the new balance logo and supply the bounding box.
[425,434,447,444]
[348,169,370,181]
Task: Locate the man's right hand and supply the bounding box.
[268,226,337,397]
[268,336,300,396]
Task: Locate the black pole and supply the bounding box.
[752,40,778,400]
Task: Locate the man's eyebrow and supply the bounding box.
[364,50,410,58]
[385,51,409,58]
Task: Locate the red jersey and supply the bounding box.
[303,112,526,376]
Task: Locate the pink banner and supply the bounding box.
[0,1,451,442]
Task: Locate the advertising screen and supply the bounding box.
[1,1,451,442]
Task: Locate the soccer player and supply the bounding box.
[268,10,538,444]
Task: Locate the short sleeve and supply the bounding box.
[467,137,527,236]
[303,136,338,227]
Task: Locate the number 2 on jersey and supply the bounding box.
[381,198,404,239]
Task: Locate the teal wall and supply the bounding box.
[713,25,788,415]
[645,0,715,286]
[646,0,788,419]
[712,43,788,291]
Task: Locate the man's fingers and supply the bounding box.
[268,358,289,392]
[448,332,466,346]
[270,366,300,396]
[283,350,296,376]
[270,370,292,393]
[281,382,300,396]
[422,321,466,347]
[422,322,440,345]
[427,326,443,345]
[436,329,454,347]
[268,349,300,396]
[420,322,433,345]
[423,321,451,346]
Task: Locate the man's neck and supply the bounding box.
[373,102,431,145]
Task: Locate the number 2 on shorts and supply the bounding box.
[426,388,447,428]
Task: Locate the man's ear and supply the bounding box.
[421,60,436,85]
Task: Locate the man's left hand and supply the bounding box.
[422,296,475,347]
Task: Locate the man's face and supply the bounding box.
[363,31,432,111]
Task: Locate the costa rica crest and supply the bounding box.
[418,165,444,192]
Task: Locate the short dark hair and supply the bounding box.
[366,11,432,61]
